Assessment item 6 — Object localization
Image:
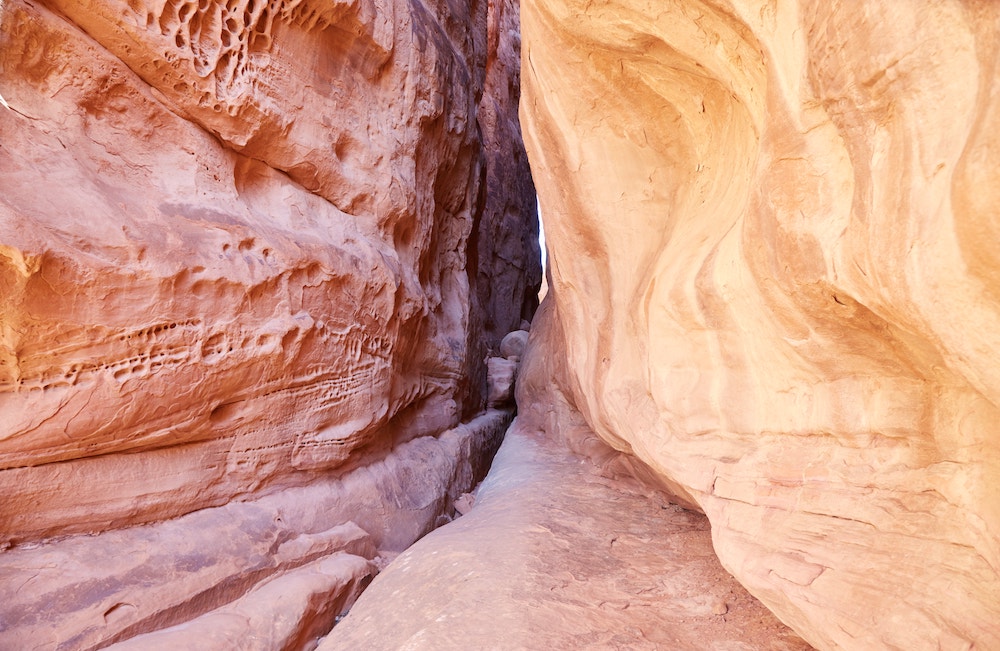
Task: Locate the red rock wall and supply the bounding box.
[0,0,534,540]
[0,0,536,645]
[520,0,1000,648]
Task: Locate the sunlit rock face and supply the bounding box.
[0,0,537,646]
[520,0,1000,648]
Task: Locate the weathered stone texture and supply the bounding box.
[0,0,536,645]
[0,0,535,540]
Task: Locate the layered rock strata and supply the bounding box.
[520,0,1000,648]
[0,410,512,649]
[0,0,537,645]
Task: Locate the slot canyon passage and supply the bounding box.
[1,0,999,649]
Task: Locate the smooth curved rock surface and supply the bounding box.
[322,416,813,651]
[520,1,1000,648]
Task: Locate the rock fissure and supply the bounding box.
[3,0,998,649]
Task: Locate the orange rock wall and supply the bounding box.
[0,0,536,543]
[520,1,1000,648]
[0,0,537,645]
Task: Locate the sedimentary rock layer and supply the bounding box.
[0,0,536,645]
[520,0,1000,648]
[0,410,513,649]
[0,0,534,540]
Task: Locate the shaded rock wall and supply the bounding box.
[520,0,1000,648]
[0,0,536,646]
[467,0,542,411]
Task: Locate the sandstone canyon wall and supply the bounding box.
[0,0,538,646]
[520,0,1000,649]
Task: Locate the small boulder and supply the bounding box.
[487,357,518,406]
[499,329,529,360]
[453,493,476,515]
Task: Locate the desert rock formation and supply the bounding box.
[4,0,998,648]
[520,0,1000,648]
[0,0,537,646]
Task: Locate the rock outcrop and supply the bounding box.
[0,0,537,646]
[520,0,1000,648]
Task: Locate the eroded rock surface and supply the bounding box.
[323,414,813,650]
[0,0,536,645]
[0,410,513,649]
[520,1,1000,648]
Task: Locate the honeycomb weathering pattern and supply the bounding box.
[0,0,537,545]
[131,0,388,97]
[0,0,538,643]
